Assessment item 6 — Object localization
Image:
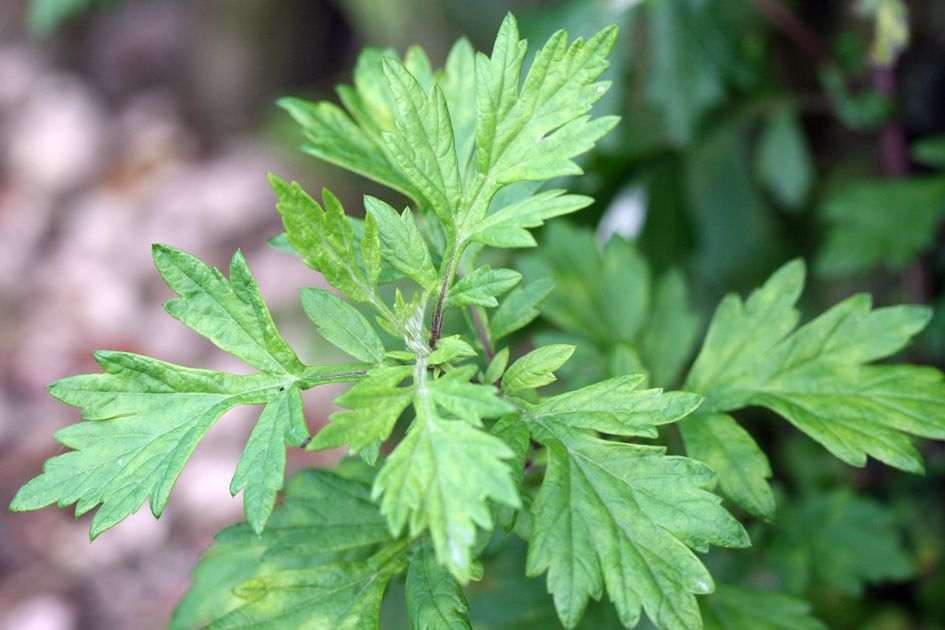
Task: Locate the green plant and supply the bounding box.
[11,13,945,630]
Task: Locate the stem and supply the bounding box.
[429,243,460,350]
[749,0,828,62]
[470,305,494,361]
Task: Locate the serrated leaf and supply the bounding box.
[471,15,618,212]
[701,585,827,630]
[679,412,775,519]
[300,288,385,364]
[212,542,409,630]
[470,190,593,248]
[153,245,303,375]
[428,371,515,425]
[363,196,438,291]
[536,374,702,438]
[686,259,945,473]
[11,248,367,538]
[524,419,748,630]
[406,539,472,630]
[372,379,520,582]
[230,384,305,534]
[270,175,377,303]
[502,344,575,394]
[489,414,530,532]
[447,266,522,308]
[382,58,462,231]
[640,269,701,387]
[490,278,555,343]
[308,366,413,459]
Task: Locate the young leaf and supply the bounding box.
[372,379,520,582]
[382,58,463,231]
[490,278,555,343]
[470,190,593,248]
[308,366,414,461]
[536,374,702,438]
[10,248,367,537]
[300,288,385,364]
[363,196,438,291]
[406,539,472,629]
[686,259,945,473]
[756,107,813,210]
[502,344,575,394]
[679,412,775,519]
[270,175,378,304]
[484,347,510,384]
[446,266,522,308]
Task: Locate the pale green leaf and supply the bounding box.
[756,108,813,210]
[230,384,306,534]
[447,266,522,308]
[484,347,510,385]
[470,190,593,248]
[502,344,575,394]
[427,335,477,366]
[382,58,462,230]
[363,196,438,291]
[308,366,413,459]
[372,381,520,582]
[300,288,385,364]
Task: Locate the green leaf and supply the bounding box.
[363,196,438,291]
[817,177,945,276]
[490,278,555,343]
[437,37,477,172]
[640,269,701,387]
[535,374,702,438]
[447,266,523,308]
[382,57,462,230]
[756,107,813,210]
[472,14,618,204]
[524,420,748,629]
[11,249,366,537]
[212,542,409,629]
[770,489,914,595]
[502,344,575,394]
[220,469,394,560]
[428,369,516,425]
[484,347,510,385]
[372,377,520,582]
[300,288,385,364]
[686,259,945,473]
[230,384,305,534]
[701,585,827,630]
[489,414,530,532]
[153,245,303,375]
[470,190,593,248]
[406,539,472,629]
[270,175,378,303]
[278,96,422,204]
[175,469,397,629]
[679,412,775,519]
[308,366,414,461]
[427,335,477,366]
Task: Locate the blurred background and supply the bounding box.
[1,0,944,628]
